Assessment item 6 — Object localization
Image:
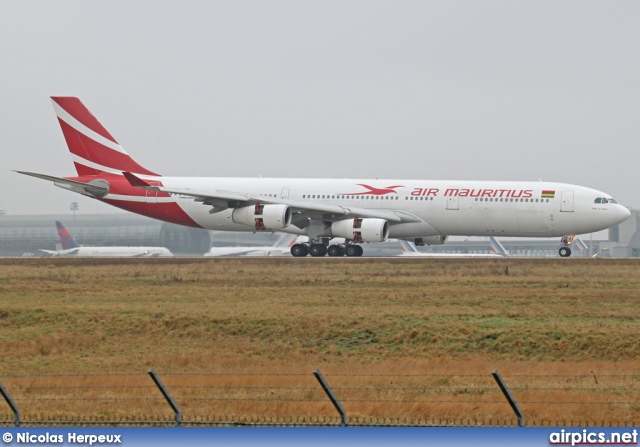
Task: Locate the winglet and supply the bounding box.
[123,171,152,188]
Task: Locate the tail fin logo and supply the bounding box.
[51,97,159,177]
[399,240,419,253]
[55,221,80,250]
[489,237,508,256]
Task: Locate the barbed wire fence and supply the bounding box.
[0,370,638,427]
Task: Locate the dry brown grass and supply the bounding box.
[0,257,639,425]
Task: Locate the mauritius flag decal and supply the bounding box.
[541,190,555,198]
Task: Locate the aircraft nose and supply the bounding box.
[618,206,631,223]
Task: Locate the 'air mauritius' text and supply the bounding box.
[411,188,533,198]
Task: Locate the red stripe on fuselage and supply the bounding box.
[63,174,201,228]
[100,198,202,228]
[52,97,119,144]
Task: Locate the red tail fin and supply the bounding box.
[51,97,159,177]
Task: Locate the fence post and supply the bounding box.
[0,380,20,427]
[148,369,182,427]
[492,370,525,427]
[313,369,347,427]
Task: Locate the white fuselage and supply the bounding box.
[134,177,629,239]
[204,247,290,257]
[49,246,173,257]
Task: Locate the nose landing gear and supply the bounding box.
[559,234,574,257]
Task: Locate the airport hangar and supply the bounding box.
[0,209,637,257]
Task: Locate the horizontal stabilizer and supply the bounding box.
[38,249,59,257]
[15,171,109,197]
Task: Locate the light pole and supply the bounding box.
[70,202,78,219]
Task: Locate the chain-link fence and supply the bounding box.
[1,370,638,427]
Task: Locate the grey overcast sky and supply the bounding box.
[1,1,639,216]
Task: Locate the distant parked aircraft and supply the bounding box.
[205,234,299,257]
[399,237,508,257]
[40,221,173,257]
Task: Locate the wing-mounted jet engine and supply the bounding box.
[232,202,292,231]
[331,216,389,243]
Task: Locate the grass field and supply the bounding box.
[0,257,639,425]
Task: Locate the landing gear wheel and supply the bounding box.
[291,244,308,257]
[328,245,344,257]
[559,247,572,258]
[309,244,328,257]
[346,245,363,257]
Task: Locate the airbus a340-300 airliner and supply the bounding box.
[16,97,630,257]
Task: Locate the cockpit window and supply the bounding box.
[594,197,617,204]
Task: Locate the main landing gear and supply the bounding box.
[291,242,363,257]
[559,234,574,257]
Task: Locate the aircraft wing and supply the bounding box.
[123,172,420,223]
[131,251,152,258]
[38,249,60,257]
[38,248,80,256]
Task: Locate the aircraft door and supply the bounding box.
[146,190,157,203]
[560,190,574,212]
[446,195,459,210]
[281,187,291,199]
[145,180,161,203]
